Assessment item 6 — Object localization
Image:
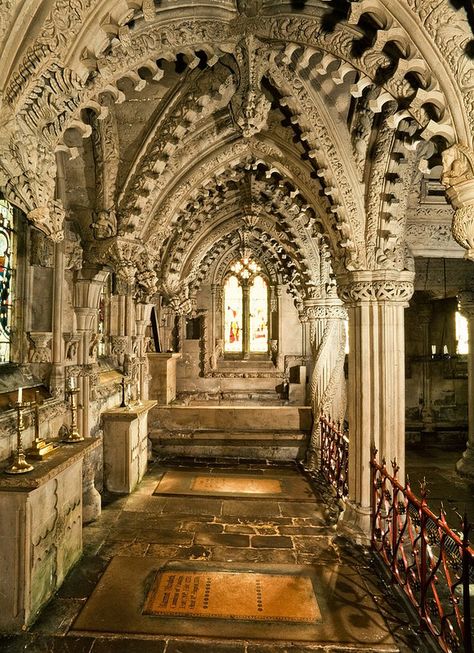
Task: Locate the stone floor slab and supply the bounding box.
[71,557,398,647]
[153,470,316,501]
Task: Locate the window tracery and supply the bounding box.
[223,256,269,357]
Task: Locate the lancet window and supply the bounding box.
[0,199,15,363]
[223,256,269,357]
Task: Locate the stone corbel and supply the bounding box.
[63,332,81,363]
[27,200,65,243]
[28,331,52,363]
[442,144,474,260]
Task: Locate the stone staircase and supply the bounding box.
[149,405,312,460]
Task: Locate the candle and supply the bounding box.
[431,345,436,356]
[18,387,22,404]
[443,345,448,355]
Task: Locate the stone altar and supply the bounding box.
[0,439,99,631]
[147,353,181,405]
[102,400,157,493]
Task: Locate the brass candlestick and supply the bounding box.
[62,384,84,443]
[119,376,130,408]
[28,390,57,459]
[5,400,34,474]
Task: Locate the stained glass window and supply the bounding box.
[224,275,243,353]
[249,275,268,352]
[0,199,14,363]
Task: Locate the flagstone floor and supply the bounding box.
[0,457,436,653]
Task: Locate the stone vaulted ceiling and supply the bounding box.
[1,0,474,306]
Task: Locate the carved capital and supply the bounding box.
[337,271,414,306]
[452,205,474,260]
[442,145,474,260]
[27,200,65,242]
[302,299,347,321]
[458,291,474,321]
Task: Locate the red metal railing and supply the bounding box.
[371,449,473,653]
[319,415,349,499]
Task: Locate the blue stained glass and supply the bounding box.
[0,199,14,363]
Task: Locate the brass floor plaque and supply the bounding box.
[191,476,282,495]
[153,470,316,500]
[143,570,321,623]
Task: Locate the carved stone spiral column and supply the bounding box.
[456,291,474,478]
[337,270,414,541]
[304,299,347,469]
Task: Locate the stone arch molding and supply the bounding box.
[1,0,473,250]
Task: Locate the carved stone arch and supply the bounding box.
[169,211,311,295]
[211,242,280,290]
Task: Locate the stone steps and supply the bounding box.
[149,406,312,461]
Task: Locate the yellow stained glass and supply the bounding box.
[224,275,243,352]
[250,275,268,352]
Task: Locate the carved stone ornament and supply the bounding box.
[441,144,474,259]
[30,229,54,267]
[27,200,65,243]
[337,271,415,306]
[28,331,52,363]
[64,222,83,270]
[230,35,272,138]
[302,304,347,322]
[110,336,128,356]
[91,209,118,240]
[63,332,80,362]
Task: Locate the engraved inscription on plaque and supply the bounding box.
[191,476,282,495]
[143,571,321,622]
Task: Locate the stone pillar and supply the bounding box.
[304,299,347,469]
[275,285,283,369]
[456,291,474,478]
[74,267,109,438]
[210,284,217,368]
[50,241,65,391]
[135,303,153,400]
[337,270,414,542]
[418,303,434,431]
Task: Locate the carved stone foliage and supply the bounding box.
[442,144,474,259]
[0,122,65,240]
[28,331,52,363]
[405,222,461,253]
[337,271,415,305]
[230,35,272,138]
[134,252,158,304]
[159,273,195,317]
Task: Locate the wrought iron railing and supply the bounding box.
[371,450,473,653]
[319,415,349,499]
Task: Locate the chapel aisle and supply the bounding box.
[1,458,425,653]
